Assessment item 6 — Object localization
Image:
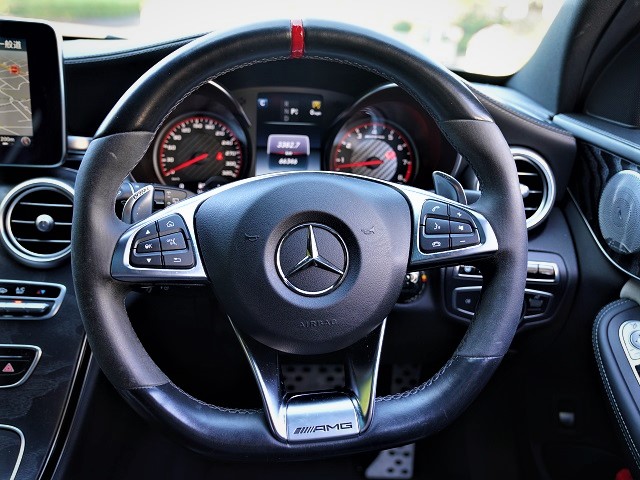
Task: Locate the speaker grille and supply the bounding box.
[1,179,74,268]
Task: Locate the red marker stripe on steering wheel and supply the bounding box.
[291,19,304,58]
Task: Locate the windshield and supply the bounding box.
[1,0,564,76]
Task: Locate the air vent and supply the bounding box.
[512,147,556,230]
[0,179,74,268]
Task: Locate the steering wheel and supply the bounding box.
[72,19,527,459]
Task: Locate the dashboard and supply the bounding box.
[6,14,632,480]
[130,81,458,193]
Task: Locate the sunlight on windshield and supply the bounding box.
[0,0,564,76]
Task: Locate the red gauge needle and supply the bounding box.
[334,159,383,170]
[165,153,209,176]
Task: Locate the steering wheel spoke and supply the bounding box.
[111,196,208,284]
[231,319,386,443]
[394,184,499,270]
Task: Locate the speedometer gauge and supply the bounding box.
[330,122,415,184]
[154,114,244,190]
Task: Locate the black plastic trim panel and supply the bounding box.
[554,114,640,165]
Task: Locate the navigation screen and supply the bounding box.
[0,37,32,147]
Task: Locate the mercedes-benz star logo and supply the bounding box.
[276,223,348,296]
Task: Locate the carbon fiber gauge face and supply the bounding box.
[330,122,415,184]
[154,114,244,189]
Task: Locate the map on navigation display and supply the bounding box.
[0,38,32,146]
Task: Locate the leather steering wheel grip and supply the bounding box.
[72,19,527,459]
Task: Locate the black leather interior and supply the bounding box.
[73,19,527,458]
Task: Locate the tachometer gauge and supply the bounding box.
[154,114,244,190]
[330,122,415,184]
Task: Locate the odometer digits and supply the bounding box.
[154,115,244,189]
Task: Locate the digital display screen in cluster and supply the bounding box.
[255,92,325,175]
[257,92,323,126]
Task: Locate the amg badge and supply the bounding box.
[293,422,354,435]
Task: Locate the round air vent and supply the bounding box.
[511,147,556,230]
[0,179,74,268]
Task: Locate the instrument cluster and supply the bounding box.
[131,82,458,192]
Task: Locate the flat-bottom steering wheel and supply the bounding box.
[72,19,527,459]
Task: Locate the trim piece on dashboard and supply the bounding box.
[554,114,640,165]
[0,280,66,321]
[39,337,90,480]
[0,424,25,480]
[67,136,91,153]
[290,19,305,59]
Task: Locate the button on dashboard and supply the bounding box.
[130,252,162,268]
[133,223,159,243]
[160,232,187,252]
[450,221,473,234]
[162,250,194,268]
[421,200,448,222]
[449,206,475,225]
[451,231,480,249]
[424,218,450,234]
[419,234,450,252]
[157,214,189,238]
[135,237,161,254]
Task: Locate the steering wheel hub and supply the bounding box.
[194,173,411,355]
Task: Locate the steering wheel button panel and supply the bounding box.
[411,194,489,259]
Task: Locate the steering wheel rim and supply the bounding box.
[72,19,527,459]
